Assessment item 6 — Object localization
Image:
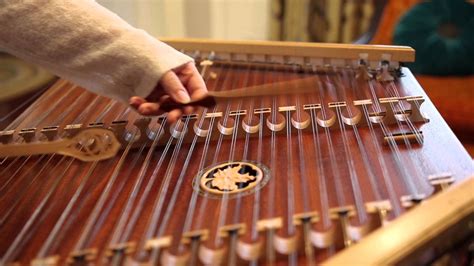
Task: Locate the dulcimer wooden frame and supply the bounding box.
[159,38,472,264]
[326,177,474,265]
[161,38,415,63]
[158,38,471,264]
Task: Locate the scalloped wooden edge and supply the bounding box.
[325,177,474,265]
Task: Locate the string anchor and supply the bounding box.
[356,54,373,81]
[0,127,121,162]
[377,60,395,82]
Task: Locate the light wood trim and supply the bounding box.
[325,177,474,265]
[161,38,415,62]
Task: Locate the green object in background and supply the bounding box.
[393,0,474,75]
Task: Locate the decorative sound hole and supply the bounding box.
[196,161,269,198]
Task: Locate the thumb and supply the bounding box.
[160,71,191,104]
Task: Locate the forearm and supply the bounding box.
[0,0,192,103]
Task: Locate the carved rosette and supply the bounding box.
[198,162,268,196]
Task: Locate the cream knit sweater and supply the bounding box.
[0,0,193,103]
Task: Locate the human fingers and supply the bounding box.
[176,63,208,100]
[137,102,162,116]
[160,70,191,104]
[167,109,182,123]
[129,96,146,109]
[132,95,186,122]
[186,70,208,100]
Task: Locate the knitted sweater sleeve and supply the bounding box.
[0,0,193,103]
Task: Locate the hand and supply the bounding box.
[129,62,208,122]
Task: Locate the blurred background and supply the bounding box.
[1,0,473,155]
[96,0,378,43]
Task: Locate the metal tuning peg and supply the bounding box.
[377,60,394,82]
[356,54,373,81]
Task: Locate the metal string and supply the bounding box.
[386,82,425,143]
[151,117,207,264]
[0,155,74,263]
[192,62,234,232]
[293,68,320,265]
[211,63,242,248]
[338,67,401,216]
[146,118,191,263]
[366,80,421,196]
[106,119,168,252]
[23,104,122,260]
[176,62,224,254]
[0,82,78,172]
[361,104,402,216]
[237,65,266,261]
[308,107,331,229]
[0,154,53,227]
[71,107,142,252]
[3,79,69,131]
[0,85,50,130]
[303,66,332,230]
[390,82,456,176]
[323,68,367,233]
[132,127,176,261]
[334,105,368,223]
[264,64,279,265]
[0,91,104,226]
[341,67,384,202]
[251,105,265,241]
[38,103,130,260]
[292,66,313,213]
[0,155,32,193]
[380,81,431,193]
[2,77,157,263]
[176,61,228,264]
[314,66,346,207]
[35,160,99,259]
[115,121,168,239]
[385,81,444,178]
[219,63,253,266]
[145,59,228,263]
[282,71,296,237]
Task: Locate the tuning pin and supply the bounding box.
[356,54,373,81]
[192,50,200,60]
[200,57,214,78]
[356,64,373,81]
[377,60,394,82]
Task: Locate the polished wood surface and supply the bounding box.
[0,41,472,265]
[162,38,415,62]
[326,177,474,265]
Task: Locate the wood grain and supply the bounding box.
[0,42,471,265]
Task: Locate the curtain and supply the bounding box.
[270,0,378,43]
